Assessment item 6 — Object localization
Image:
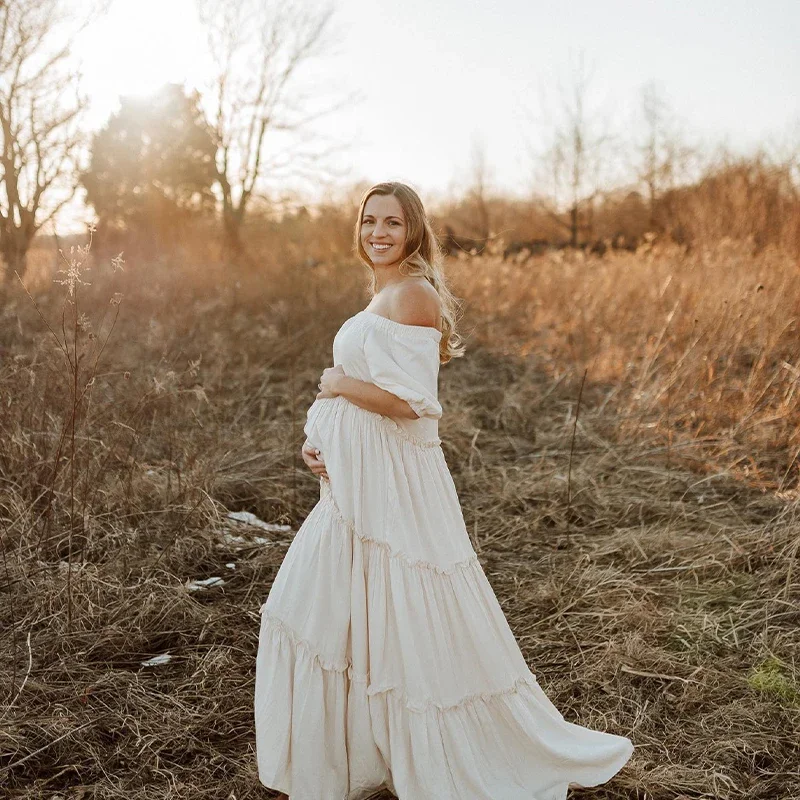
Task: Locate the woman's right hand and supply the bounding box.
[301,440,329,480]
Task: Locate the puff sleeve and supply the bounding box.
[362,322,443,420]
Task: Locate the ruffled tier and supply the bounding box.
[261,487,534,708]
[255,450,634,799]
[256,609,634,800]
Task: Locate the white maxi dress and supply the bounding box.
[254,309,634,800]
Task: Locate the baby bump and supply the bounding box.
[303,396,473,568]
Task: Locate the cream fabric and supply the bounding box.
[361,317,443,421]
[254,310,634,799]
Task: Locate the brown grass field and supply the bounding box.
[1,238,799,798]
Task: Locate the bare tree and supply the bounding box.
[465,135,492,242]
[0,0,106,283]
[636,80,695,230]
[196,0,355,258]
[530,52,615,247]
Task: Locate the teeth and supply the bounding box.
[372,244,391,251]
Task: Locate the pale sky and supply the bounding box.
[64,0,799,231]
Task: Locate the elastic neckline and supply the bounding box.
[358,310,443,340]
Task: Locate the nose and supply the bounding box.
[372,220,388,238]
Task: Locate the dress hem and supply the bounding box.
[256,611,634,798]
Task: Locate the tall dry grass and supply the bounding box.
[0,237,798,798]
[460,238,800,494]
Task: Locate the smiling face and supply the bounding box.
[360,193,407,269]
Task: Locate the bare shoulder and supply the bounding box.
[389,279,441,329]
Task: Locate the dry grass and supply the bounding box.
[1,239,798,799]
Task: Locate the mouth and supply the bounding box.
[370,243,393,253]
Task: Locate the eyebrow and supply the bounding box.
[363,214,403,221]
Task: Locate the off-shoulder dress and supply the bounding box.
[254,309,634,800]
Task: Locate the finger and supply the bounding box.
[302,444,321,457]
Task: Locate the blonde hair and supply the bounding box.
[353,181,466,364]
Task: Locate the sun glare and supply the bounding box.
[80,0,210,126]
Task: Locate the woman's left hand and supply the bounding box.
[316,364,346,399]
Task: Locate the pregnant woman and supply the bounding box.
[254,181,634,799]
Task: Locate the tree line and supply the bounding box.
[1,1,798,286]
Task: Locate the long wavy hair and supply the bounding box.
[353,181,466,364]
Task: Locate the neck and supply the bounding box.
[373,264,409,293]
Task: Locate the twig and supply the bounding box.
[0,631,32,720]
[565,368,587,543]
[620,664,701,684]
